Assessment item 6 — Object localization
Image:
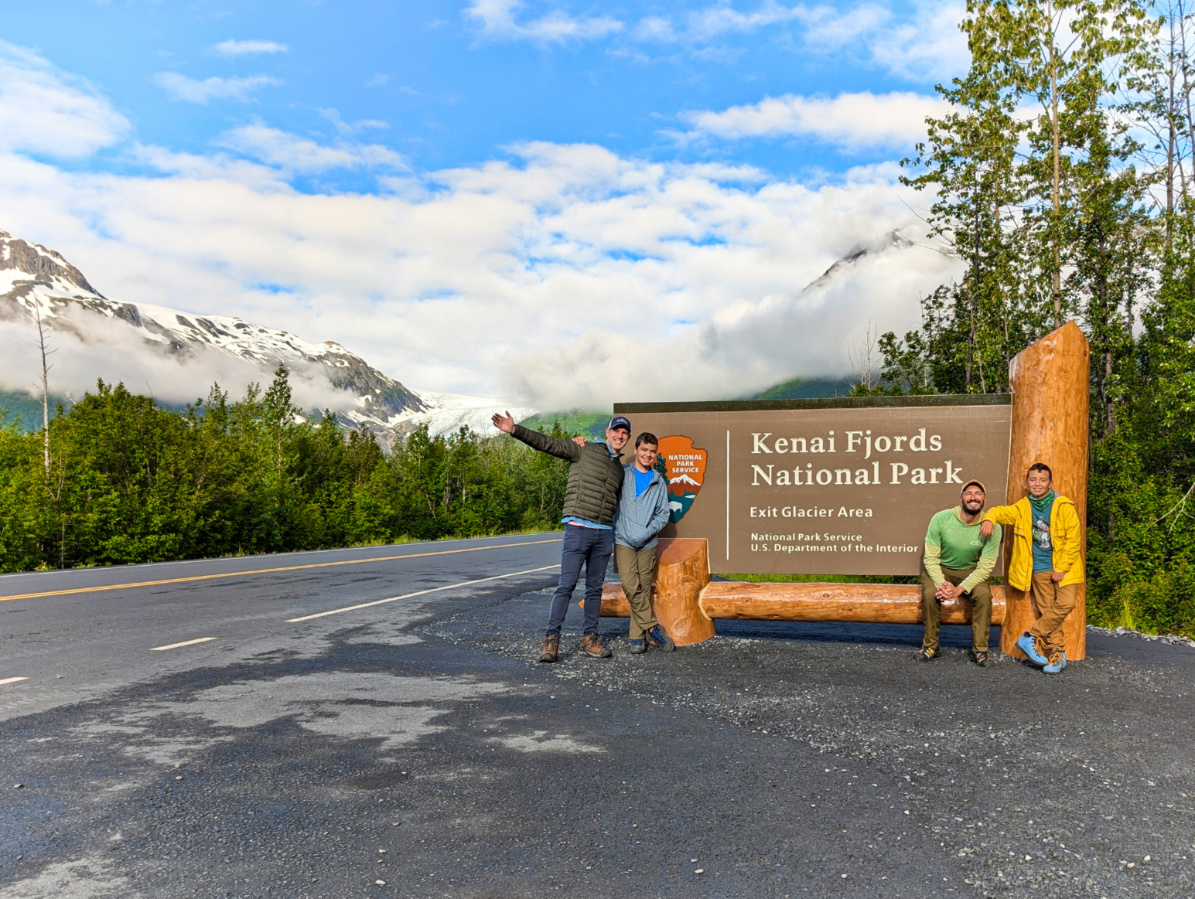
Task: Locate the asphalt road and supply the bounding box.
[1,537,1193,899]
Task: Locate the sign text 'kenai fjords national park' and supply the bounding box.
[618,397,1012,575]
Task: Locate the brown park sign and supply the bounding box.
[618,396,1012,575]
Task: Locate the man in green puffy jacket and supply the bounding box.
[492,411,629,662]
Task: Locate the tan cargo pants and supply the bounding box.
[614,543,659,640]
[1028,572,1078,656]
[920,564,993,653]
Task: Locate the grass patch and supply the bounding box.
[722,572,919,584]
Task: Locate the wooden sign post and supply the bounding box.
[592,323,1091,660]
[1001,321,1089,660]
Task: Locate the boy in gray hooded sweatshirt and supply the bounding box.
[614,432,675,653]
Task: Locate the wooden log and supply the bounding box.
[1002,322,1090,661]
[653,538,715,646]
[700,582,1005,625]
[587,538,715,646]
[601,580,1006,626]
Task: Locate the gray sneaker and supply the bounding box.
[646,625,675,652]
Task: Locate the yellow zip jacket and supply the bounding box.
[982,495,1085,591]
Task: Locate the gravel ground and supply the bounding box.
[427,585,1195,899]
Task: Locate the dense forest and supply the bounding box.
[0,369,569,572]
[860,0,1195,636]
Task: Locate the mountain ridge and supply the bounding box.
[0,229,532,441]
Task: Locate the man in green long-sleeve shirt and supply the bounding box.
[918,479,1002,666]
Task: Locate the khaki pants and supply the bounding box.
[615,543,658,640]
[920,564,992,653]
[1028,572,1078,656]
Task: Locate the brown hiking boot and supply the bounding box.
[538,634,559,663]
[579,634,612,659]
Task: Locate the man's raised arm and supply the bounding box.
[491,411,582,462]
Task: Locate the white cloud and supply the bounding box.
[0,40,129,157]
[795,0,968,83]
[154,72,281,104]
[458,0,966,82]
[635,1,966,82]
[685,91,946,150]
[215,124,406,173]
[319,108,390,137]
[465,0,623,43]
[211,39,289,57]
[635,1,806,43]
[794,2,892,47]
[0,139,958,409]
[867,1,968,82]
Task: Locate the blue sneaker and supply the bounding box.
[1016,632,1048,666]
[646,625,676,652]
[1043,651,1067,674]
[628,639,647,655]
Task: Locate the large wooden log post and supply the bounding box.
[598,538,715,646]
[652,538,716,645]
[1001,322,1090,661]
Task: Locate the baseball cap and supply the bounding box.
[607,415,632,433]
[961,479,986,493]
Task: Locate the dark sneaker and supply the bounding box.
[645,625,675,652]
[915,645,939,662]
[628,639,647,655]
[538,634,560,663]
[1016,632,1048,666]
[579,634,612,659]
[969,650,990,667]
[1043,650,1067,675]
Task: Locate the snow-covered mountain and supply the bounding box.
[0,229,532,440]
[802,229,919,292]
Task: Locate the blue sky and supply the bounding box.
[0,1,968,408]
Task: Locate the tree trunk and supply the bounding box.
[34,304,51,476]
[1049,1,1063,328]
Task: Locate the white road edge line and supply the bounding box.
[151,637,218,652]
[0,676,29,686]
[288,565,558,622]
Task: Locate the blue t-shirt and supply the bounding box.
[1031,496,1055,572]
[633,466,653,497]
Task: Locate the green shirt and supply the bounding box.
[923,506,1002,593]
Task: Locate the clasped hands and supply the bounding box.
[935,580,966,601]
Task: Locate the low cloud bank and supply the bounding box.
[0,315,361,414]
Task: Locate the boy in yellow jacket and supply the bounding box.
[980,463,1084,674]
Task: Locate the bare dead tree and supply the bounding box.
[33,303,54,476]
[847,320,881,393]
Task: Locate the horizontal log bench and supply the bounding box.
[599,580,1007,627]
[581,537,1009,649]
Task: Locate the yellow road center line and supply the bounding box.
[0,676,29,686]
[287,565,558,622]
[0,538,562,604]
[150,637,218,652]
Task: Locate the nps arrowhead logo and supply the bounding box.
[655,435,707,523]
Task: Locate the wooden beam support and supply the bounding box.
[1002,322,1090,661]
